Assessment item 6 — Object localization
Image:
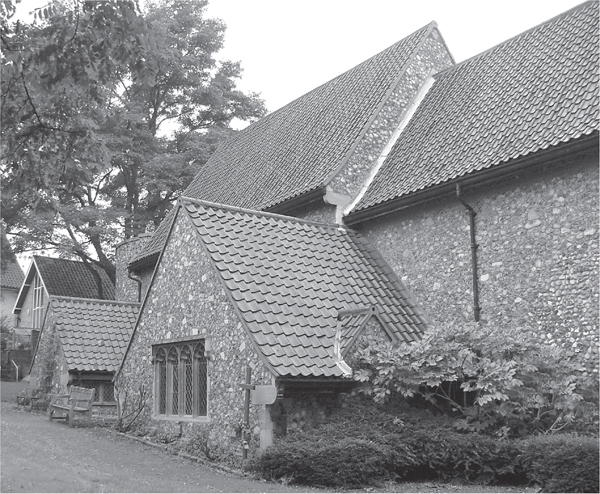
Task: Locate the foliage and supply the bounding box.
[517,434,599,493]
[180,426,227,462]
[248,397,527,488]
[353,322,598,436]
[2,0,154,281]
[248,437,397,488]
[1,0,266,281]
[1,315,11,350]
[114,383,150,433]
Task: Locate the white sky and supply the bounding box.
[16,0,585,114]
[203,0,586,113]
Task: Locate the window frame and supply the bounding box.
[76,380,116,405]
[152,338,209,422]
[32,273,45,329]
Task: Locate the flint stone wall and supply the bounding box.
[357,153,599,369]
[290,200,338,225]
[330,31,454,198]
[292,31,453,227]
[272,393,341,439]
[115,234,153,303]
[29,309,68,392]
[116,213,274,460]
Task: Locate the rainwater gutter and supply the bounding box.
[128,271,142,302]
[456,184,481,322]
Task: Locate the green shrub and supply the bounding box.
[518,434,599,493]
[250,397,597,489]
[249,426,525,488]
[249,398,529,487]
[248,438,396,488]
[394,427,524,484]
[354,322,599,437]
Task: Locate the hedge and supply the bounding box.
[248,400,597,490]
[518,434,599,493]
[250,438,397,488]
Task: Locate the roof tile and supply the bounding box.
[354,2,599,212]
[48,297,139,372]
[179,199,428,378]
[33,256,115,300]
[130,23,451,268]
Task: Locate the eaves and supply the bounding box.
[344,132,599,226]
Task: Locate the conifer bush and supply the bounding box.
[248,399,526,487]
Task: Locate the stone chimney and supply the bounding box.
[114,234,153,303]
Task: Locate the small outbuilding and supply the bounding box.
[29,296,139,412]
[116,198,428,457]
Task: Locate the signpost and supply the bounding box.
[251,385,277,405]
[238,366,254,460]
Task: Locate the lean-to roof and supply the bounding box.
[42,297,139,373]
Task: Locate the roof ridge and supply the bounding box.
[262,22,435,116]
[323,22,441,188]
[50,295,140,307]
[430,24,456,66]
[433,0,595,78]
[179,196,350,232]
[33,255,78,262]
[33,255,107,268]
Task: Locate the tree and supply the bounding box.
[1,0,266,283]
[101,0,266,238]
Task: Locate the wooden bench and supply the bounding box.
[48,386,94,427]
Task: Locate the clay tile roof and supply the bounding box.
[353,1,599,213]
[34,256,115,300]
[1,230,24,289]
[49,297,139,372]
[179,198,427,378]
[130,23,439,270]
[337,307,374,355]
[1,261,24,290]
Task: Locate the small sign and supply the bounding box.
[251,385,277,405]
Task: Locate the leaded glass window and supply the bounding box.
[168,347,179,415]
[153,340,208,419]
[32,273,45,328]
[195,343,208,416]
[156,349,167,414]
[182,346,193,416]
[76,380,116,404]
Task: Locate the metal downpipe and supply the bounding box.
[456,184,481,322]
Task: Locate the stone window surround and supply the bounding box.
[151,338,210,423]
